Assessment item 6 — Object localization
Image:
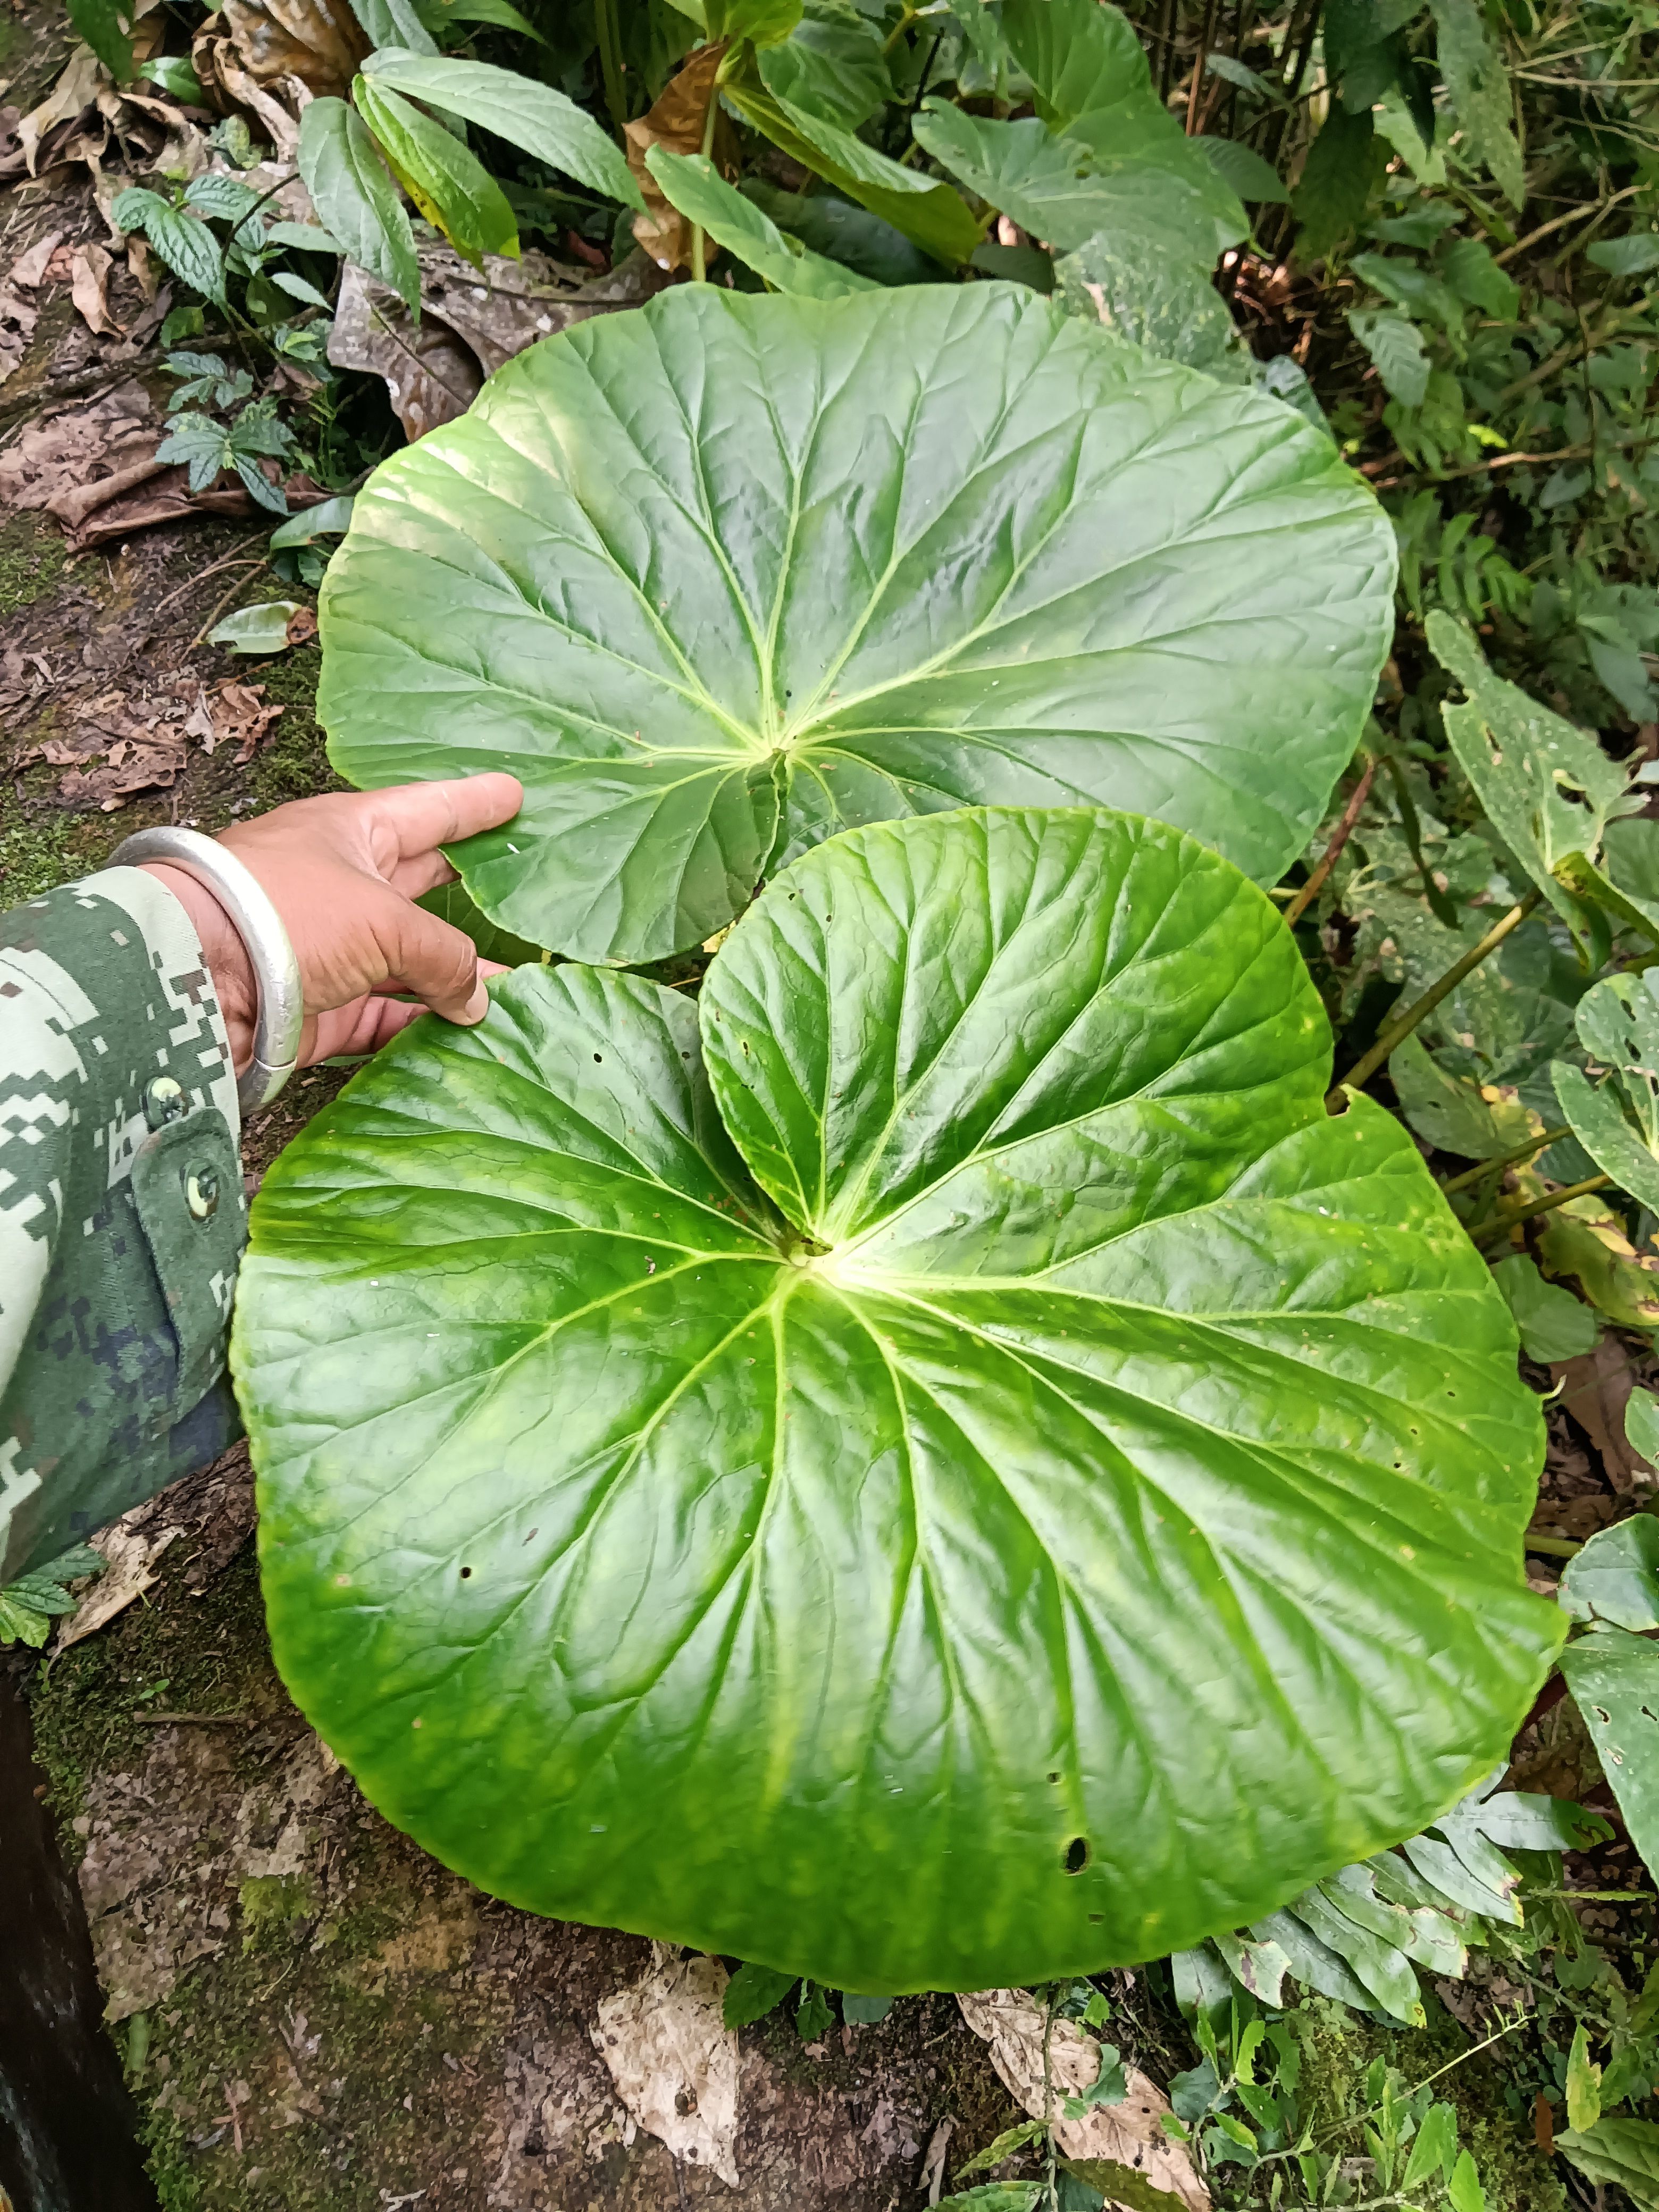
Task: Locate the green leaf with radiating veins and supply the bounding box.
[318,284,1397,962]
[1559,2116,1659,2209]
[757,0,891,126]
[237,806,1561,1991]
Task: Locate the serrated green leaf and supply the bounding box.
[1428,614,1637,953]
[1348,307,1430,406]
[0,1593,53,1647]
[954,2120,1045,2179]
[115,194,226,305]
[1401,2100,1459,2191]
[1295,105,1384,262]
[1430,0,1521,205]
[354,74,518,265]
[318,284,1395,962]
[237,806,1559,1989]
[298,96,418,312]
[1439,234,1519,318]
[1559,2117,1659,2209]
[362,50,644,212]
[722,1962,797,2027]
[185,171,267,224]
[1490,1255,1598,1362]
[644,148,875,295]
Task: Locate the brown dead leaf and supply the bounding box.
[218,0,367,98]
[0,280,37,388]
[0,382,156,518]
[284,604,317,646]
[8,228,65,288]
[328,259,483,439]
[201,677,285,762]
[70,240,121,335]
[54,1513,182,1650]
[956,1990,1209,2212]
[624,41,732,272]
[592,1946,740,2186]
[18,46,103,175]
[1552,1336,1652,1492]
[328,246,666,440]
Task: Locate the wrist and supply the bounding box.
[138,860,258,1073]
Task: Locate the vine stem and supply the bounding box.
[1467,1172,1613,1243]
[690,74,722,283]
[1334,888,1543,1097]
[1440,1124,1572,1195]
[1281,756,1376,927]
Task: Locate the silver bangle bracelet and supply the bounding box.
[110,826,305,1116]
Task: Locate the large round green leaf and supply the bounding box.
[236,807,1559,1991]
[317,284,1396,962]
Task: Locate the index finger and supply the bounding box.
[371,773,524,860]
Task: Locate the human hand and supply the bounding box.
[139,775,524,1076]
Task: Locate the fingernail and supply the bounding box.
[462,979,489,1023]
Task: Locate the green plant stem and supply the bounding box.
[1525,1532,1583,1557]
[881,3,918,53]
[1281,755,1375,926]
[1335,889,1543,1096]
[594,0,627,136]
[1496,306,1654,409]
[1493,183,1639,264]
[1467,1172,1613,1243]
[690,85,721,283]
[1440,1124,1572,1194]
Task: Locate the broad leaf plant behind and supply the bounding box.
[236,806,1563,1993]
[316,282,1397,961]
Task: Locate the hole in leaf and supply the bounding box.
[460,1566,473,1579]
[1046,1771,1061,1783]
[1064,1837,1090,1874]
[593,1053,602,1063]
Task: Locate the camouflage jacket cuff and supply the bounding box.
[0,868,246,1585]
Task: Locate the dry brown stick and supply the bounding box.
[1281,755,1376,927]
[187,559,272,653]
[151,537,267,623]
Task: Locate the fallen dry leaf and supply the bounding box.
[8,228,65,287]
[1552,1336,1652,1491]
[70,240,120,335]
[0,279,36,387]
[592,1946,740,2187]
[18,45,103,175]
[328,246,666,440]
[219,0,368,98]
[53,1512,182,1650]
[0,380,155,516]
[625,41,732,272]
[956,1989,1208,2212]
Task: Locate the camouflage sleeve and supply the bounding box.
[0,867,247,1584]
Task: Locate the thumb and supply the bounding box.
[375,891,490,1025]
